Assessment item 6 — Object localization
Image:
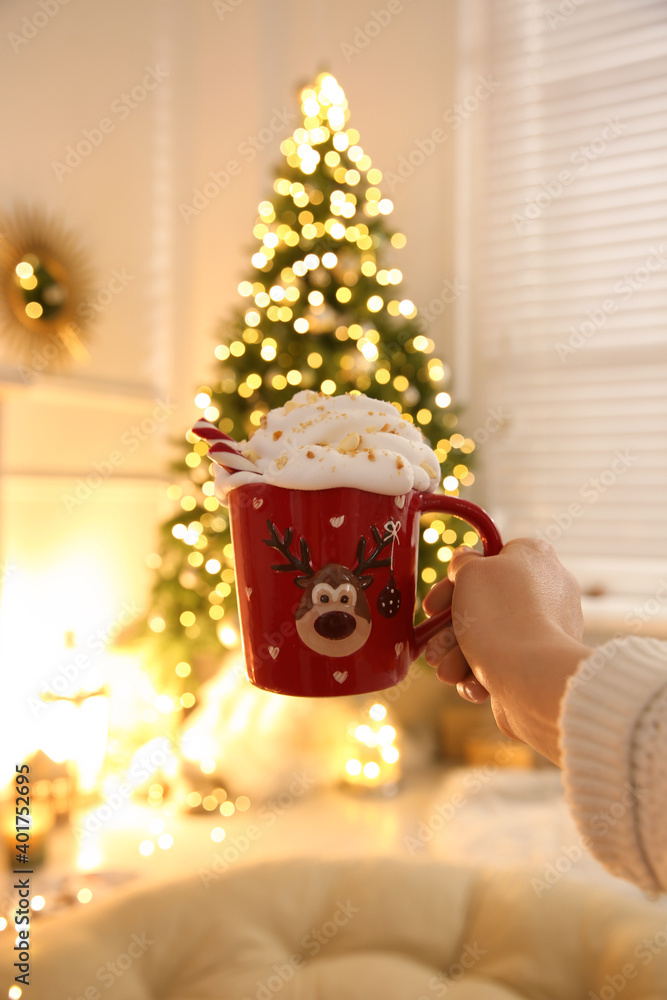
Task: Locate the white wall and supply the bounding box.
[0,0,460,740]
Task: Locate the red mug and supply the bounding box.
[228,483,502,697]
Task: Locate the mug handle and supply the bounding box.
[410,493,503,659]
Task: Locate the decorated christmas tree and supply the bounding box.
[142,72,477,697]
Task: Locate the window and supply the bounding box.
[461,0,667,618]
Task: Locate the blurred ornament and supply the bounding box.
[303,302,339,333]
[309,267,331,288]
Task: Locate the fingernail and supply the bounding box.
[460,679,487,703]
[457,681,475,702]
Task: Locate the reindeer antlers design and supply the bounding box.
[354,525,393,584]
[263,520,314,586]
[263,519,395,590]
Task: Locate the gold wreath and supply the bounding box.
[0,206,94,371]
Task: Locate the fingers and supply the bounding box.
[427,636,491,704]
[456,675,490,704]
[428,639,469,684]
[424,625,457,665]
[447,545,483,583]
[422,578,454,617]
[422,546,483,616]
[424,544,492,707]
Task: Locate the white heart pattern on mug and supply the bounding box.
[245,587,252,598]
[268,646,279,659]
[394,495,406,509]
[333,671,348,684]
[252,497,264,510]
[394,642,404,657]
[330,515,345,528]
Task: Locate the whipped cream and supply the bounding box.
[212,390,441,498]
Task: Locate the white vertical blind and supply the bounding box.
[468,0,667,600]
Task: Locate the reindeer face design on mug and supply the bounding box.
[294,563,371,656]
[264,520,398,658]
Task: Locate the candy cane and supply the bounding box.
[191,418,238,447]
[208,442,261,474]
[191,419,261,476]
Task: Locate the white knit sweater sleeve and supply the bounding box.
[559,635,667,894]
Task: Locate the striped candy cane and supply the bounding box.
[191,419,260,474]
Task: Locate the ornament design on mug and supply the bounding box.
[263,519,399,658]
[376,519,401,619]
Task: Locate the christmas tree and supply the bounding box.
[142,72,477,697]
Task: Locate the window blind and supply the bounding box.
[465,0,667,603]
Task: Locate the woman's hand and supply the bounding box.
[423,538,590,764]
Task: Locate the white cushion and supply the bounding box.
[4,857,667,998]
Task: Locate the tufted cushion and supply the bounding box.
[3,858,667,999]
